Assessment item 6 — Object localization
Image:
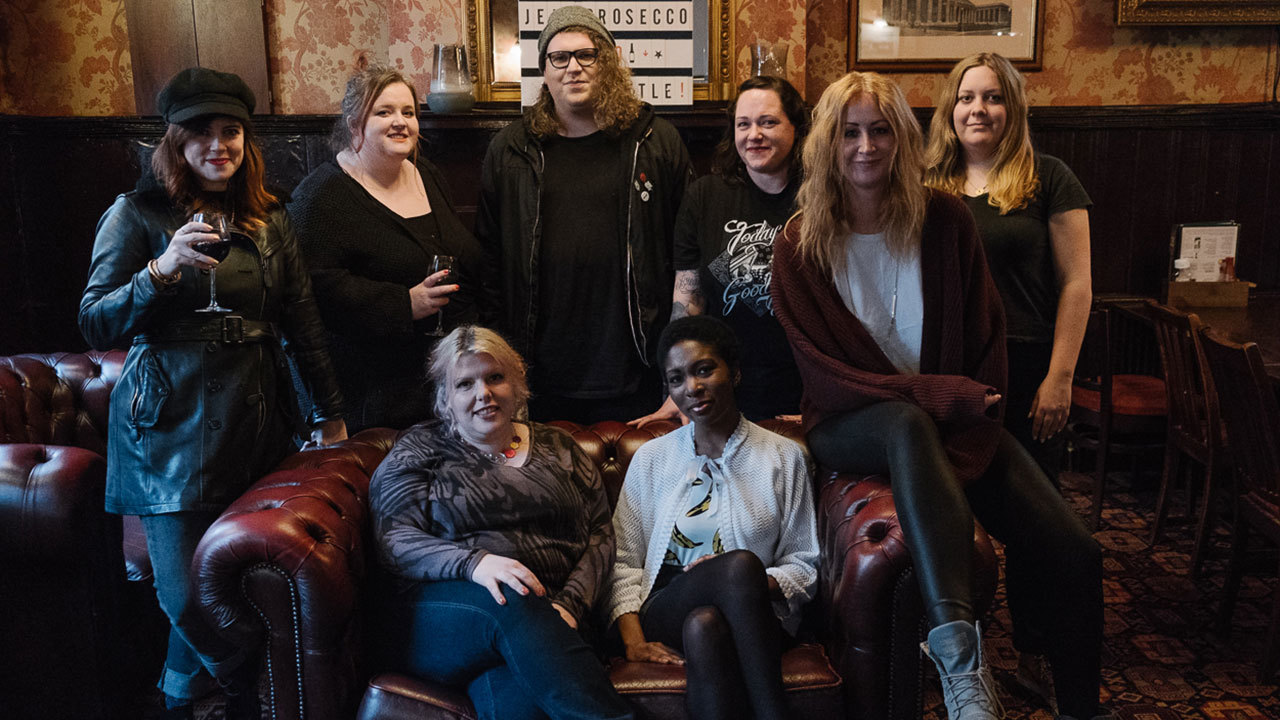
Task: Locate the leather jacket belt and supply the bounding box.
[137,316,278,345]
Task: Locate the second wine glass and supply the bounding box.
[192,211,232,313]
[428,254,455,337]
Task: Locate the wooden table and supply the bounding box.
[1104,293,1280,386]
[1181,294,1280,385]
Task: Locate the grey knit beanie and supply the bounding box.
[537,5,616,71]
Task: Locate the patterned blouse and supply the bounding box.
[369,420,616,623]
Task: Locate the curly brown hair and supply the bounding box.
[151,117,277,232]
[526,26,642,138]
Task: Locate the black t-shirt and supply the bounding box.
[964,154,1091,344]
[673,174,801,419]
[532,131,641,398]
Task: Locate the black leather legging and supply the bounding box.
[808,401,1104,719]
[639,550,788,720]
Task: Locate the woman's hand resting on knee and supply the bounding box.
[626,640,685,665]
[470,554,546,604]
[617,613,684,665]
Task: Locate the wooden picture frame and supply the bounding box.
[850,0,1044,72]
[467,0,734,103]
[1116,0,1280,25]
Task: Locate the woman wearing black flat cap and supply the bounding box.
[79,67,347,719]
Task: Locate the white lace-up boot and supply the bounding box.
[921,620,1004,720]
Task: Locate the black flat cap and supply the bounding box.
[156,67,255,125]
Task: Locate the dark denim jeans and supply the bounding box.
[382,580,633,720]
[141,511,250,701]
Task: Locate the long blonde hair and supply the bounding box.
[925,53,1037,214]
[526,26,643,138]
[795,72,928,274]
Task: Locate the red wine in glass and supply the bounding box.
[193,239,232,262]
[427,255,455,337]
[192,211,233,313]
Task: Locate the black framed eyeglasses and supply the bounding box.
[546,48,599,69]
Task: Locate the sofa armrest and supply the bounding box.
[194,428,397,720]
[0,443,126,718]
[815,470,998,720]
[0,443,116,559]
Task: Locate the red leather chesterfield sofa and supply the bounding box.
[0,350,164,720]
[195,420,999,720]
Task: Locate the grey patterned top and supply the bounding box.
[369,420,616,623]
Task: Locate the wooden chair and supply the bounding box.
[1067,303,1167,529]
[1147,301,1226,577]
[1199,327,1280,682]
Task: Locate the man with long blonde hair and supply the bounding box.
[477,5,692,424]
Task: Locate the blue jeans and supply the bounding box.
[383,580,633,720]
[141,512,250,701]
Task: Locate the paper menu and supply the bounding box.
[1172,223,1238,283]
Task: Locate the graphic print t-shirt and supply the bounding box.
[673,175,801,419]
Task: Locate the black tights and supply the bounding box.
[808,401,1104,719]
[639,550,788,720]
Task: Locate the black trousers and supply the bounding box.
[639,550,788,720]
[808,401,1104,719]
[1006,340,1066,484]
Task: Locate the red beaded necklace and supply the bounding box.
[501,432,522,459]
[478,428,523,464]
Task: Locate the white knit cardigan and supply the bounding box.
[606,417,820,635]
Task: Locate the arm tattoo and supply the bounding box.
[672,270,705,319]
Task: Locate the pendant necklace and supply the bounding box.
[889,259,900,327]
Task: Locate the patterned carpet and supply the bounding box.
[918,470,1280,720]
[160,470,1279,719]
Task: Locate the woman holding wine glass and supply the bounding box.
[289,64,489,432]
[79,67,347,719]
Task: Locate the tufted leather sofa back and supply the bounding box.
[0,350,124,455]
[547,419,679,508]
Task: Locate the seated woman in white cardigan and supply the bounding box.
[606,315,820,720]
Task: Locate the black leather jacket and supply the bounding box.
[79,182,344,515]
[475,105,693,365]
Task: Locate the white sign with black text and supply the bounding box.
[519,1,694,106]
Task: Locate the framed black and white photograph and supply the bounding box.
[850,0,1044,72]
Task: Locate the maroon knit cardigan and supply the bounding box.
[770,191,1008,482]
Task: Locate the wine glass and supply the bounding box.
[428,255,455,337]
[192,211,233,313]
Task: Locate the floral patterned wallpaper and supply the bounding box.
[265,0,469,114]
[1,0,1276,115]
[807,0,1277,105]
[0,0,134,115]
[736,0,810,96]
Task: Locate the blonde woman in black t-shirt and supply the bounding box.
[926,53,1096,720]
[926,53,1092,484]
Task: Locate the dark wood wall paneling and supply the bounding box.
[124,0,271,115]
[0,104,1276,356]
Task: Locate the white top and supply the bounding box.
[833,231,924,374]
[606,417,819,635]
[664,460,723,566]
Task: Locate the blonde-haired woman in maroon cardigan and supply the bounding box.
[770,72,1105,720]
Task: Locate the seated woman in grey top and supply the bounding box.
[368,325,631,720]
